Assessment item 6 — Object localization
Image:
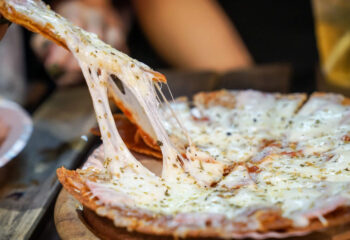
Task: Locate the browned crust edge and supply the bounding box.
[193,89,308,109]
[0,1,67,49]
[57,90,350,238]
[7,0,350,238]
[311,92,350,106]
[91,114,161,159]
[57,166,350,239]
[0,0,167,83]
[110,98,161,151]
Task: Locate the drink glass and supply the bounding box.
[313,0,350,88]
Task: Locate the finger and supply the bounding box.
[85,9,104,39]
[105,27,128,52]
[45,44,70,68]
[65,9,85,29]
[103,9,128,51]
[45,44,71,78]
[56,71,83,87]
[65,55,81,72]
[57,2,85,28]
[30,34,52,59]
[54,1,87,43]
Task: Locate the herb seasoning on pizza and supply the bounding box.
[3,0,350,239]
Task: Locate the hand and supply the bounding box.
[31,0,129,86]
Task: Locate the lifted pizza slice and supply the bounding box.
[3,0,350,239]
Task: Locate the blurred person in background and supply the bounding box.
[1,0,316,95]
[31,0,253,86]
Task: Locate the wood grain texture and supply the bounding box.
[0,86,97,240]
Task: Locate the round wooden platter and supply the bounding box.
[55,155,350,240]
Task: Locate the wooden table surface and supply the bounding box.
[0,65,293,240]
[0,86,98,240]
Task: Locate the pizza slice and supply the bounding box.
[3,0,350,239]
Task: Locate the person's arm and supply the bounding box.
[132,0,253,72]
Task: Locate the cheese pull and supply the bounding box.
[6,1,350,236]
[0,0,210,183]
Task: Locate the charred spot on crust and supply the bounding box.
[111,74,125,95]
[223,164,236,176]
[156,140,163,146]
[342,135,350,142]
[247,165,260,173]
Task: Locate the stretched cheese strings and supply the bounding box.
[78,63,150,175]
[7,1,350,231]
[0,0,226,186]
[154,82,193,151]
[73,31,185,180]
[0,0,191,179]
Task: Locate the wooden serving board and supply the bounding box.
[55,153,350,240]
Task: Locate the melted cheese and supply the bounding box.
[160,91,350,226]
[6,0,350,230]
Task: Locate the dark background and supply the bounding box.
[26,0,318,99]
[128,0,318,93]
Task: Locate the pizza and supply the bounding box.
[75,90,350,239]
[2,0,350,239]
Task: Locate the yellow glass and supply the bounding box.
[313,0,350,88]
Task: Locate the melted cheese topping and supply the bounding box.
[7,0,350,230]
[160,91,350,226]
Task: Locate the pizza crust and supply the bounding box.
[193,90,307,109]
[57,164,350,239]
[56,129,350,239]
[3,1,350,238]
[193,90,237,108]
[0,0,68,49]
[81,90,350,239]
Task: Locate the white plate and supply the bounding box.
[0,98,33,167]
